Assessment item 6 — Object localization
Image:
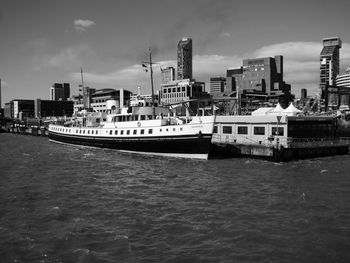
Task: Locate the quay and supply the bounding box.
[211,113,349,161]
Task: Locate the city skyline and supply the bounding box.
[1,0,350,107]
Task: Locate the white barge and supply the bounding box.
[211,104,349,161]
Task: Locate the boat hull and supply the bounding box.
[48,131,212,159]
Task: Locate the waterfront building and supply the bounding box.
[161,67,175,84]
[177,38,192,80]
[210,77,227,98]
[4,99,34,119]
[224,56,292,112]
[160,78,210,114]
[35,99,74,118]
[73,88,132,113]
[320,37,342,107]
[336,68,350,107]
[50,83,70,101]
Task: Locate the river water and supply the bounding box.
[1,133,350,262]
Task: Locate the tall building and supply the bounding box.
[320,37,342,102]
[161,67,175,84]
[50,83,70,101]
[336,68,350,106]
[222,55,292,111]
[0,78,2,109]
[226,56,290,96]
[210,77,226,98]
[177,37,192,80]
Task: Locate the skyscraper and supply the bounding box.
[50,83,70,101]
[177,37,192,80]
[0,78,2,109]
[320,37,342,101]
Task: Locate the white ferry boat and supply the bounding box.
[48,104,216,160]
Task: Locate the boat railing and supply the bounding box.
[287,137,347,148]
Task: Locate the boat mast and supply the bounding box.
[149,48,156,119]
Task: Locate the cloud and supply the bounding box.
[33,44,95,71]
[70,41,350,97]
[74,19,96,33]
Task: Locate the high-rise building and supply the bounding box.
[210,77,226,98]
[50,83,70,101]
[336,68,350,106]
[161,67,175,84]
[177,37,192,80]
[226,56,290,96]
[320,37,342,102]
[0,78,2,109]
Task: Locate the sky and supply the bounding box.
[1,0,350,107]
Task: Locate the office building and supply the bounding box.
[35,99,74,118]
[73,88,132,113]
[50,83,70,101]
[320,37,342,105]
[210,77,227,98]
[223,56,292,111]
[0,78,2,110]
[161,67,175,84]
[336,68,350,106]
[177,38,192,80]
[160,78,210,115]
[4,100,35,119]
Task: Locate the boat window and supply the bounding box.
[141,129,145,134]
[180,128,183,131]
[121,130,124,135]
[222,126,232,134]
[79,130,82,134]
[83,130,85,134]
[76,130,79,133]
[109,130,113,135]
[177,87,180,92]
[148,129,153,134]
[147,115,153,120]
[168,88,171,93]
[115,130,118,135]
[160,129,162,132]
[133,130,137,135]
[253,126,265,135]
[92,130,94,134]
[182,86,186,92]
[88,130,90,134]
[163,89,167,93]
[213,126,218,133]
[173,128,176,131]
[141,115,146,120]
[237,126,248,135]
[272,127,284,136]
[127,130,130,135]
[172,88,176,92]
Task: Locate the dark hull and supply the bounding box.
[48,131,212,158]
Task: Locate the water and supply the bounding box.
[1,133,350,263]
